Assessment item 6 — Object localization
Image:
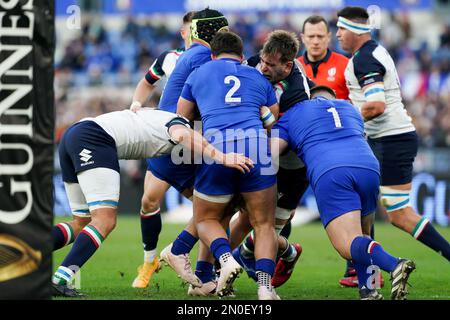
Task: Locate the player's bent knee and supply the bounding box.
[380,186,411,213]
[386,208,409,229]
[71,216,91,234]
[91,213,117,236]
[141,197,160,213]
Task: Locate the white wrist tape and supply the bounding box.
[130,101,142,111]
[261,109,276,128]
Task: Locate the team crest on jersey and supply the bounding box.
[79,148,94,166]
[327,67,336,81]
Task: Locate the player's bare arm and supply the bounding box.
[130,78,156,111]
[168,124,254,173]
[176,96,197,121]
[361,82,386,121]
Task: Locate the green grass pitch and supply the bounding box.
[53,216,450,300]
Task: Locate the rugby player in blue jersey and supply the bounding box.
[177,31,281,300]
[230,30,314,288]
[271,85,416,300]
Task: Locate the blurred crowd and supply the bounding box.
[55,12,450,147]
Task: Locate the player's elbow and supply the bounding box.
[362,101,385,121]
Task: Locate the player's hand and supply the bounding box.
[221,152,254,173]
[129,101,142,112]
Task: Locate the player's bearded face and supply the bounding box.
[260,53,291,84]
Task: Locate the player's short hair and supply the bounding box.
[261,30,300,64]
[337,6,369,24]
[211,31,243,57]
[183,11,195,24]
[310,85,336,99]
[302,15,329,33]
[191,8,228,44]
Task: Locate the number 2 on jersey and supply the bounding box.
[224,76,241,103]
[327,107,342,128]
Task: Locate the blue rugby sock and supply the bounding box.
[210,238,231,261]
[350,236,399,273]
[195,261,215,283]
[171,230,198,255]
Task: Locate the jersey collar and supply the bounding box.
[217,57,241,63]
[354,39,377,56]
[303,49,331,65]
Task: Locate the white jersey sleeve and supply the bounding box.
[345,40,415,138]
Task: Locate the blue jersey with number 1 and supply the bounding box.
[273,97,379,188]
[181,58,277,137]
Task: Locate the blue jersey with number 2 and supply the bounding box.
[181,58,277,137]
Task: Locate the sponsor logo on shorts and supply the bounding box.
[79,149,94,166]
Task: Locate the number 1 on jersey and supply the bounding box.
[327,107,342,128]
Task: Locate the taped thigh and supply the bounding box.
[380,186,410,212]
[77,167,120,211]
[64,182,90,217]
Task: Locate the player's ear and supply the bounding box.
[285,60,294,71]
[211,54,217,60]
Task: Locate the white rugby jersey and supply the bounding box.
[145,48,184,85]
[345,40,415,138]
[91,109,187,159]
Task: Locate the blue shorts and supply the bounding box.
[368,131,418,186]
[313,167,380,227]
[146,155,195,193]
[59,121,119,183]
[195,137,276,196]
[195,162,276,196]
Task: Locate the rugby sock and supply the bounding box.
[53,224,104,285]
[242,232,255,257]
[413,218,450,261]
[52,222,75,250]
[195,261,215,283]
[280,220,292,239]
[280,242,297,262]
[140,208,162,260]
[171,230,198,255]
[211,238,231,261]
[350,236,399,273]
[345,223,375,277]
[256,259,276,290]
[352,261,371,289]
[256,258,276,276]
[144,249,157,263]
